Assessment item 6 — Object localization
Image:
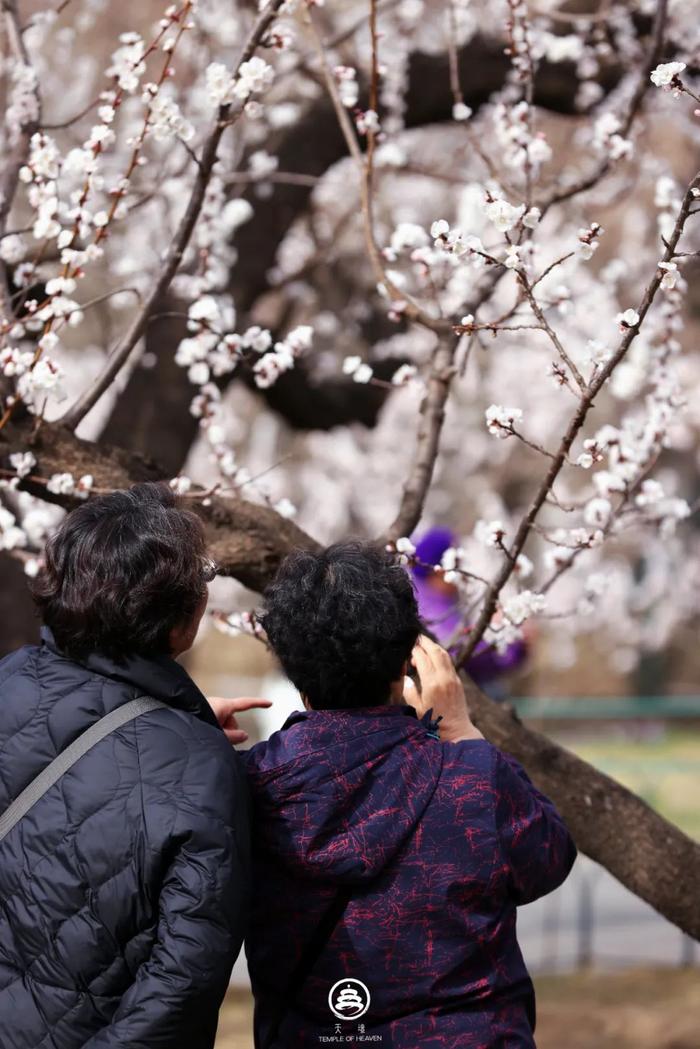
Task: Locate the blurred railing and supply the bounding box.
[512,695,699,972]
[519,856,698,974]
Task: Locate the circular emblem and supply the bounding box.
[328,978,371,1021]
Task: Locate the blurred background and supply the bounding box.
[2,1,699,1046]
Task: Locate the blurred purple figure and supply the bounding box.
[411,527,527,690]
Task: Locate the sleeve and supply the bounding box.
[493,749,577,906]
[83,741,251,1049]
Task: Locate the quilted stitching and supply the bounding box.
[0,640,249,1049]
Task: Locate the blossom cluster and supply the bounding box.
[2,0,699,680]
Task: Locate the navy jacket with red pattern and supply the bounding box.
[245,704,576,1049]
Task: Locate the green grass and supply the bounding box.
[556,728,700,840]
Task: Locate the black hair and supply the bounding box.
[260,540,422,710]
[31,482,209,660]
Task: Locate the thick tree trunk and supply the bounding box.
[466,681,700,941]
[0,554,39,656]
[3,419,698,940]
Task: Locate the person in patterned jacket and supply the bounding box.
[235,541,577,1049]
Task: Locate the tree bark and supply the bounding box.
[0,554,39,657]
[465,680,700,942]
[3,417,698,941]
[2,419,319,592]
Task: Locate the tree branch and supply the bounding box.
[2,413,698,939]
[305,8,453,337]
[0,0,41,320]
[517,268,587,392]
[542,0,668,209]
[464,676,700,941]
[386,334,460,542]
[457,167,700,664]
[1,417,319,591]
[60,0,286,431]
[97,23,646,470]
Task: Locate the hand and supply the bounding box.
[207,696,273,745]
[405,635,483,743]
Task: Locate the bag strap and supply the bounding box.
[261,886,354,1049]
[0,696,166,845]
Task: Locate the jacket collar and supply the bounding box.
[281,703,440,735]
[40,626,219,728]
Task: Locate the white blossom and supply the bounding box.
[475,519,506,549]
[150,94,195,142]
[483,197,522,233]
[650,62,686,88]
[585,339,612,367]
[485,404,523,437]
[233,57,274,101]
[392,364,418,386]
[221,199,254,233]
[356,109,380,136]
[6,64,39,144]
[390,223,429,254]
[9,452,36,479]
[452,102,472,121]
[0,234,25,264]
[342,356,374,383]
[24,558,41,578]
[46,472,76,496]
[275,498,297,518]
[504,245,521,270]
[616,308,640,329]
[107,33,146,92]
[514,553,533,579]
[522,207,541,229]
[170,475,192,495]
[592,112,632,161]
[206,63,236,107]
[658,261,679,290]
[17,358,64,403]
[584,497,612,528]
[0,506,27,551]
[502,590,546,626]
[334,66,359,108]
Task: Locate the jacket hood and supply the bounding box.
[245,705,444,884]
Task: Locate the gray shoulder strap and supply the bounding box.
[0,696,166,845]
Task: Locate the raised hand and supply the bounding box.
[407,636,484,743]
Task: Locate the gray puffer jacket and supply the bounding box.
[0,628,249,1049]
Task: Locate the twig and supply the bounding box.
[275,0,402,87]
[60,0,285,430]
[530,250,577,291]
[456,166,700,665]
[517,268,587,392]
[222,170,320,188]
[305,8,453,336]
[386,332,461,541]
[0,0,41,319]
[542,0,668,209]
[42,96,99,130]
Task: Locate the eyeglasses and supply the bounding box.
[202,558,219,583]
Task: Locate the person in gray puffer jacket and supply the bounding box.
[0,483,250,1049]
